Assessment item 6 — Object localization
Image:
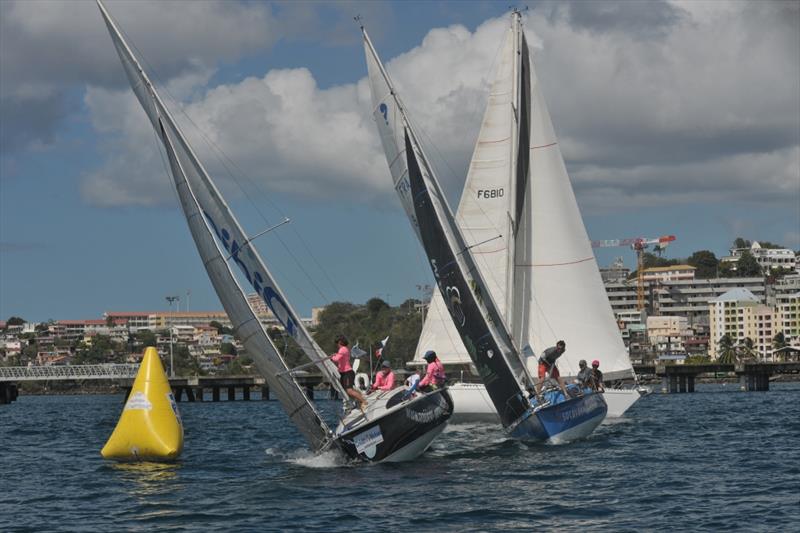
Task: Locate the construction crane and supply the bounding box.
[591,235,677,311]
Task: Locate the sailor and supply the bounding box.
[576,359,594,389]
[591,359,605,393]
[370,360,396,392]
[402,367,421,399]
[330,335,367,411]
[534,340,570,398]
[419,350,446,392]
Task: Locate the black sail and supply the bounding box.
[404,131,530,427]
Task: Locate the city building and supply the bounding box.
[708,288,782,361]
[641,265,696,283]
[600,257,630,283]
[721,241,797,272]
[646,315,692,355]
[104,311,232,331]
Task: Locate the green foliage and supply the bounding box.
[738,337,757,362]
[773,332,787,351]
[735,251,761,277]
[687,250,718,279]
[209,320,232,335]
[685,355,711,365]
[74,335,125,364]
[733,237,751,249]
[312,299,424,368]
[220,342,237,356]
[641,252,680,269]
[133,329,157,349]
[716,334,737,364]
[172,345,201,376]
[35,322,50,333]
[5,316,25,326]
[757,241,784,249]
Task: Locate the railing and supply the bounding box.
[0,364,139,382]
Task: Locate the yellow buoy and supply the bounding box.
[101,347,183,461]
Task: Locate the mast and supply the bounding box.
[363,28,533,427]
[97,0,345,450]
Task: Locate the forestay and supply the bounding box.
[98,0,346,450]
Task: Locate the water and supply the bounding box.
[2,384,798,532]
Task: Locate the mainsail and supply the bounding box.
[98,0,347,450]
[364,29,533,427]
[417,14,633,380]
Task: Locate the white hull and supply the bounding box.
[449,382,643,422]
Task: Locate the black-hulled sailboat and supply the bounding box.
[362,12,607,443]
[97,0,451,462]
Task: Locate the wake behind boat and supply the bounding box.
[362,12,606,444]
[97,0,451,463]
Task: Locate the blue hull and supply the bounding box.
[509,392,607,443]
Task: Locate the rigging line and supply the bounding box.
[125,40,337,307]
[516,256,594,267]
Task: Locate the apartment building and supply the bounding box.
[642,265,696,282]
[708,288,782,360]
[646,315,692,354]
[722,241,797,272]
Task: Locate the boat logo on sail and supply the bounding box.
[445,286,466,326]
[204,211,297,337]
[378,103,389,125]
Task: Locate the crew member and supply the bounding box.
[535,340,570,398]
[330,335,367,411]
[576,359,594,389]
[370,360,396,392]
[591,359,605,393]
[419,350,446,392]
[402,367,421,400]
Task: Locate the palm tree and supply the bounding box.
[772,332,788,361]
[717,334,738,365]
[737,337,757,362]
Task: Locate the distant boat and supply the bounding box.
[411,13,646,420]
[363,11,606,443]
[97,0,451,462]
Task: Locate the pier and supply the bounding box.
[632,363,800,393]
[0,364,333,404]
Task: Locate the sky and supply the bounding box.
[1,0,798,323]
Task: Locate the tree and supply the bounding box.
[736,251,761,277]
[687,250,719,279]
[209,320,232,335]
[738,337,757,362]
[773,332,787,351]
[733,237,751,249]
[716,334,737,364]
[220,342,237,356]
[5,316,25,327]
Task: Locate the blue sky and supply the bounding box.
[1,0,798,323]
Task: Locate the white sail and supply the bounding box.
[417,15,633,380]
[524,57,632,380]
[98,0,344,450]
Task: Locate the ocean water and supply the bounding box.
[1,384,798,532]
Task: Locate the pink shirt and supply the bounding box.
[419,360,446,387]
[371,370,395,391]
[330,345,352,373]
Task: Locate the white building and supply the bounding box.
[722,241,797,272]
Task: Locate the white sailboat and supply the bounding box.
[363,14,607,443]
[97,0,452,462]
[414,13,646,421]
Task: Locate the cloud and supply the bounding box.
[79,1,798,216]
[0,0,278,153]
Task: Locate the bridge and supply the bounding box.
[0,364,332,405]
[633,362,800,393]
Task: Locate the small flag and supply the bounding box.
[375,336,389,359]
[351,342,367,359]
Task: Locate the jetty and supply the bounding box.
[633,362,800,393]
[0,364,331,404]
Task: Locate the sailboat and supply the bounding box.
[413,14,646,421]
[363,13,607,443]
[97,0,452,463]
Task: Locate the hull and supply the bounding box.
[449,382,642,421]
[335,388,453,462]
[508,392,607,443]
[603,388,645,417]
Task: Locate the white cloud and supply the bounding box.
[81,2,799,216]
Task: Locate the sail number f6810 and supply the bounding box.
[477,188,504,199]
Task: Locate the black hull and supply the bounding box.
[335,388,453,462]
